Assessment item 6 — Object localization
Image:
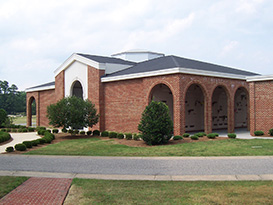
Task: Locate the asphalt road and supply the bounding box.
[1,155,273,176]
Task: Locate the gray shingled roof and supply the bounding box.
[105,55,259,77]
[77,53,136,65]
[26,81,55,90]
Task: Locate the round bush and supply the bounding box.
[74,130,79,134]
[117,133,124,139]
[6,146,14,152]
[254,130,264,136]
[109,131,117,138]
[38,129,46,136]
[44,132,55,140]
[22,128,28,132]
[86,130,92,136]
[6,128,11,132]
[195,132,206,137]
[31,140,38,146]
[190,135,199,140]
[22,141,32,148]
[125,133,132,140]
[80,131,86,135]
[207,133,217,139]
[53,129,59,134]
[133,133,141,141]
[38,138,46,144]
[43,136,52,143]
[228,133,237,139]
[269,129,273,136]
[101,131,109,137]
[1,128,6,132]
[173,135,183,140]
[183,133,190,138]
[62,128,67,133]
[28,127,35,132]
[93,130,100,136]
[15,143,27,151]
[12,129,17,132]
[0,131,11,143]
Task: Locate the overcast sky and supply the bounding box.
[1,0,272,91]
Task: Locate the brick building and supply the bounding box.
[26,50,273,136]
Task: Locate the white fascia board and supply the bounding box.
[25,85,55,93]
[246,74,273,82]
[54,53,103,77]
[101,67,247,82]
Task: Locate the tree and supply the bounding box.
[47,96,99,130]
[0,108,7,127]
[138,101,173,145]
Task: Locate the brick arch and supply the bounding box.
[27,93,39,127]
[183,80,208,100]
[70,80,84,99]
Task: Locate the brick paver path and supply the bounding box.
[0,177,72,205]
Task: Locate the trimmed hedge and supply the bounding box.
[22,141,32,148]
[125,133,132,140]
[228,133,237,139]
[268,129,273,136]
[183,133,190,138]
[38,138,46,144]
[6,146,14,152]
[117,133,124,139]
[190,135,199,140]
[0,131,11,143]
[173,135,183,140]
[86,130,92,136]
[101,131,109,137]
[62,128,67,133]
[28,127,35,132]
[254,130,264,136]
[207,133,218,139]
[109,131,117,138]
[133,133,141,141]
[15,143,27,151]
[80,131,86,135]
[53,129,59,134]
[31,140,38,146]
[93,130,100,136]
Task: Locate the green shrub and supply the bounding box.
[93,130,100,136]
[101,131,109,137]
[80,131,85,135]
[38,138,46,144]
[173,135,183,140]
[1,128,6,132]
[0,131,11,143]
[6,146,14,152]
[12,129,17,132]
[138,101,173,145]
[268,129,273,136]
[37,126,46,131]
[22,141,32,148]
[22,128,28,132]
[18,128,23,133]
[38,129,47,135]
[74,130,79,134]
[254,130,264,136]
[207,133,217,139]
[125,133,132,140]
[53,129,59,134]
[68,129,73,134]
[28,127,35,132]
[183,133,190,138]
[86,130,92,136]
[228,133,237,139]
[117,133,124,139]
[133,133,141,141]
[195,132,206,137]
[109,131,117,138]
[6,128,11,132]
[44,132,55,140]
[190,135,199,140]
[62,128,67,133]
[31,140,38,146]
[15,143,27,151]
[43,136,52,143]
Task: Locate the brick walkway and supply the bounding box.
[0,177,72,205]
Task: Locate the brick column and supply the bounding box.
[205,94,212,134]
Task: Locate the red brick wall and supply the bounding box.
[55,71,64,102]
[249,80,273,135]
[103,73,249,135]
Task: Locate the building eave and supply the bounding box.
[25,85,55,92]
[246,74,273,82]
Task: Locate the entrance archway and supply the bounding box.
[27,96,36,127]
[185,84,205,132]
[149,83,173,120]
[212,86,228,131]
[234,87,248,129]
[71,80,83,99]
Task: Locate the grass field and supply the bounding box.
[64,179,273,204]
[0,176,29,199]
[26,137,273,156]
[12,115,36,125]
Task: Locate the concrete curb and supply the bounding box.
[1,170,272,181]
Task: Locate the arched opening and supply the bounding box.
[185,84,205,132]
[149,84,173,120]
[71,80,83,99]
[234,87,249,130]
[27,97,36,127]
[212,86,228,131]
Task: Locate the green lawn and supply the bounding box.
[0,176,29,199]
[26,137,273,156]
[12,115,36,125]
[64,179,273,204]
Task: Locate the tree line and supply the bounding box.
[0,80,28,115]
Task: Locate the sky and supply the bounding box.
[0,0,273,91]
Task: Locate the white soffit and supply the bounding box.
[246,74,273,82]
[25,85,55,92]
[54,53,102,77]
[101,67,248,82]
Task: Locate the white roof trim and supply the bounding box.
[101,67,248,82]
[25,85,55,92]
[246,74,273,82]
[54,53,102,77]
